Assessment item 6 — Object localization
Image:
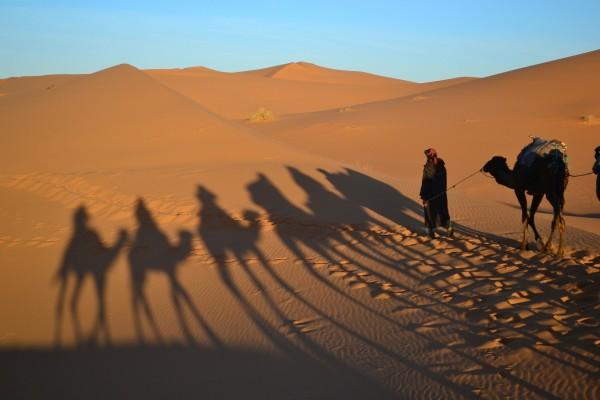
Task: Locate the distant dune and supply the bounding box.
[0,63,313,172]
[146,62,474,119]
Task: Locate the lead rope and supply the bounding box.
[424,168,484,202]
[568,171,594,178]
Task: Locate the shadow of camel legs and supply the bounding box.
[54,205,127,346]
[128,198,222,347]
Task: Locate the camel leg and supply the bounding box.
[131,286,144,343]
[54,277,68,346]
[169,274,197,345]
[515,190,529,250]
[173,277,223,349]
[70,276,84,344]
[544,194,560,253]
[138,289,163,343]
[544,214,558,253]
[557,214,566,257]
[93,275,111,346]
[528,193,544,247]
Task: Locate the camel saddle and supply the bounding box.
[517,137,568,168]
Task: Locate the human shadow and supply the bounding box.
[128,198,221,347]
[54,206,127,346]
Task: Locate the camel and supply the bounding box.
[55,206,127,345]
[594,146,600,201]
[483,143,569,256]
[128,198,199,344]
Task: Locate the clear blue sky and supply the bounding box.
[1,1,599,81]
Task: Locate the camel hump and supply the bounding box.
[517,137,567,168]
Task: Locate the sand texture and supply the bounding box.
[0,53,599,399]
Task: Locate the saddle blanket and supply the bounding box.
[517,137,568,167]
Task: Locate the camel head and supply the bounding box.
[483,156,510,174]
[483,156,515,189]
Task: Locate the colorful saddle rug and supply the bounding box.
[517,137,568,168]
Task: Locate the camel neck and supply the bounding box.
[492,168,516,189]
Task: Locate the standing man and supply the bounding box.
[419,148,453,238]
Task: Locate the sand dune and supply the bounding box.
[147,62,474,119]
[0,63,315,172]
[0,53,599,399]
[0,74,78,99]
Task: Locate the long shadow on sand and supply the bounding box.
[40,168,600,399]
[197,178,479,399]
[128,198,222,347]
[245,168,599,399]
[54,206,127,346]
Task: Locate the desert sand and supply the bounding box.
[0,51,599,399]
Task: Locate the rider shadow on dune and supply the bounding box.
[128,198,221,347]
[195,185,305,354]
[317,167,423,229]
[198,181,475,397]
[54,206,127,347]
[247,170,421,311]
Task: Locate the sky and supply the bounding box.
[1,1,599,82]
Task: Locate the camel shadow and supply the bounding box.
[54,206,127,346]
[199,180,478,397]
[128,198,221,347]
[196,185,304,353]
[318,167,423,229]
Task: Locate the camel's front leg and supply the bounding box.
[515,190,529,250]
[528,193,544,247]
[556,215,566,257]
